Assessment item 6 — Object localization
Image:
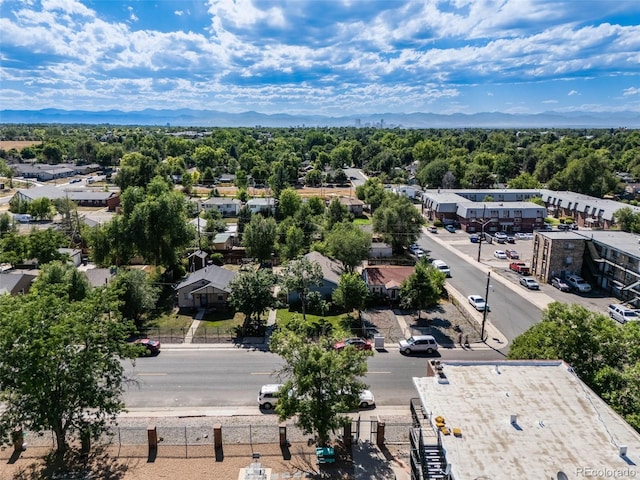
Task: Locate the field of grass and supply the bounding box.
[194,310,244,338]
[353,217,372,225]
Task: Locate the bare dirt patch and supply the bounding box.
[0,141,41,151]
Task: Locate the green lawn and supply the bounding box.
[353,217,372,225]
[194,311,244,339]
[275,308,354,338]
[148,310,193,330]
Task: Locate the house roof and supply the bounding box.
[201,197,241,206]
[338,196,364,206]
[174,265,237,293]
[413,360,640,479]
[304,251,342,286]
[0,272,36,295]
[363,266,414,287]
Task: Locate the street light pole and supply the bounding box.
[476,218,493,262]
[481,271,491,341]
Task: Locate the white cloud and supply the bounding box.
[568,90,578,96]
[174,10,183,16]
[543,99,558,104]
[623,87,640,96]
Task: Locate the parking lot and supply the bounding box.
[429,227,620,319]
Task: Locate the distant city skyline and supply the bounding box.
[1,0,639,117]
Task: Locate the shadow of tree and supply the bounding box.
[9,447,129,480]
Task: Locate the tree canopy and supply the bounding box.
[372,194,424,254]
[0,280,137,455]
[269,324,371,446]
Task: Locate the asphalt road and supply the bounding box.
[122,346,504,410]
[415,230,544,342]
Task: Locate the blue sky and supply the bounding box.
[1,0,639,116]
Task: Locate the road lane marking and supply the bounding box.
[250,372,277,375]
[366,371,392,374]
[135,373,168,376]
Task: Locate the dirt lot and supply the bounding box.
[0,141,42,151]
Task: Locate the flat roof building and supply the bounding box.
[412,360,640,480]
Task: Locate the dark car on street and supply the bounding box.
[133,338,161,356]
[333,337,372,351]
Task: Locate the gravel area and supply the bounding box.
[1,414,413,479]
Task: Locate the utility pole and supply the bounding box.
[481,271,491,341]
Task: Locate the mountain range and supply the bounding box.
[1,108,639,129]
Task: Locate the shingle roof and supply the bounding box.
[174,265,237,292]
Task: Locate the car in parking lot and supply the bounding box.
[333,337,372,351]
[444,225,456,233]
[608,304,640,324]
[493,250,507,259]
[468,295,490,311]
[398,335,439,355]
[505,249,519,259]
[551,277,570,292]
[470,234,480,243]
[565,274,592,293]
[427,226,438,233]
[519,277,540,290]
[514,233,533,240]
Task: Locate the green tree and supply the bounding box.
[28,197,55,221]
[332,272,370,318]
[243,214,277,263]
[325,222,371,273]
[278,187,302,219]
[400,260,446,319]
[228,269,277,335]
[31,261,90,302]
[614,207,640,233]
[111,269,161,331]
[28,227,66,265]
[508,172,541,189]
[280,225,305,261]
[270,327,370,447]
[280,257,323,321]
[0,286,137,455]
[355,178,386,213]
[325,197,349,230]
[372,195,424,254]
[0,212,15,235]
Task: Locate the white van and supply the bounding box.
[13,213,32,223]
[431,260,451,277]
[608,304,639,324]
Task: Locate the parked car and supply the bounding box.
[427,226,438,233]
[514,233,533,240]
[505,250,519,259]
[551,277,570,291]
[470,234,480,243]
[493,250,507,259]
[398,335,439,355]
[258,384,375,410]
[468,295,490,311]
[509,262,530,275]
[333,337,372,351]
[133,338,161,356]
[608,304,640,324]
[565,274,592,293]
[506,236,516,244]
[519,277,540,290]
[431,259,451,277]
[445,225,456,233]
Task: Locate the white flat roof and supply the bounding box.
[413,361,640,480]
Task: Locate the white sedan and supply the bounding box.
[468,295,490,311]
[493,250,507,259]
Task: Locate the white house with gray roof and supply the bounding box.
[198,197,241,217]
[174,265,238,309]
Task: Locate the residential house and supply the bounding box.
[338,196,365,216]
[247,197,276,215]
[361,265,414,302]
[212,232,235,251]
[0,271,37,295]
[174,265,238,309]
[199,197,241,217]
[287,251,342,304]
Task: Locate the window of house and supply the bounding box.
[502,210,510,218]
[514,210,522,217]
